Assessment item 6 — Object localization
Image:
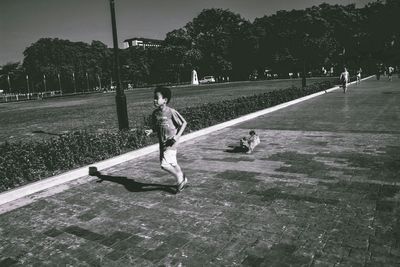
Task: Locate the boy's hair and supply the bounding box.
[154,86,172,104]
[249,130,256,135]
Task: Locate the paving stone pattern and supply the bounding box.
[0,77,399,266]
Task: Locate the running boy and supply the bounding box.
[145,86,188,193]
[340,67,349,93]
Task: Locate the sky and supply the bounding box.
[0,0,373,65]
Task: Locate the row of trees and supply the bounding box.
[0,39,112,95]
[1,0,399,94]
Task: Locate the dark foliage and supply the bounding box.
[1,1,398,91]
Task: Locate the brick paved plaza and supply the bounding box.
[0,77,399,266]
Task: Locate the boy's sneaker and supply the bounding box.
[176,176,188,193]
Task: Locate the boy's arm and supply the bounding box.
[176,121,187,137]
[171,109,187,142]
[145,112,156,136]
[174,119,187,140]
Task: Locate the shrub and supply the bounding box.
[0,129,156,192]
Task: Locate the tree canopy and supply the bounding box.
[1,1,399,92]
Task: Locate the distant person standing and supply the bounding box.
[356,68,362,85]
[376,63,382,80]
[340,67,349,93]
[388,66,394,81]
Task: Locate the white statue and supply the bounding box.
[191,70,199,85]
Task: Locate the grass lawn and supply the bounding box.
[0,78,336,143]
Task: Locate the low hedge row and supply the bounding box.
[0,80,334,192]
[0,130,156,192]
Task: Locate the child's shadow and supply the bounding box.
[225,145,248,153]
[95,174,177,194]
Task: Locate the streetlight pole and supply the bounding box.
[302,33,309,88]
[7,74,11,94]
[302,60,307,88]
[26,75,30,99]
[86,72,89,92]
[43,74,47,97]
[109,0,129,130]
[341,47,346,67]
[97,74,102,91]
[58,73,62,95]
[72,72,77,93]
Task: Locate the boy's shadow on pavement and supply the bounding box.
[95,173,177,194]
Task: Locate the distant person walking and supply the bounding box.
[145,86,188,193]
[388,66,394,81]
[340,67,349,93]
[376,63,382,80]
[356,68,362,85]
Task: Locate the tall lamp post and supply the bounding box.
[86,72,89,92]
[109,0,129,130]
[340,47,346,67]
[72,72,77,93]
[58,73,62,95]
[26,75,30,99]
[301,33,309,88]
[7,74,11,94]
[302,60,307,88]
[43,74,47,94]
[97,74,102,91]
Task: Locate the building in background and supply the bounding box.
[123,37,163,49]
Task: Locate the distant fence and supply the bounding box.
[0,75,347,104]
[0,89,112,103]
[1,91,64,103]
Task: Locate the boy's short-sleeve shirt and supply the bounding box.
[152,106,185,150]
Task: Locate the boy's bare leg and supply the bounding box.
[161,164,184,184]
[246,141,254,154]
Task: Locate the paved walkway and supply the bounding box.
[1,77,400,266]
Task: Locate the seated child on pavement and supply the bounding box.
[240,130,260,154]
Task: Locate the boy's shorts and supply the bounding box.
[160,149,178,168]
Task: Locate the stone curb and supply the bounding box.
[0,75,374,206]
